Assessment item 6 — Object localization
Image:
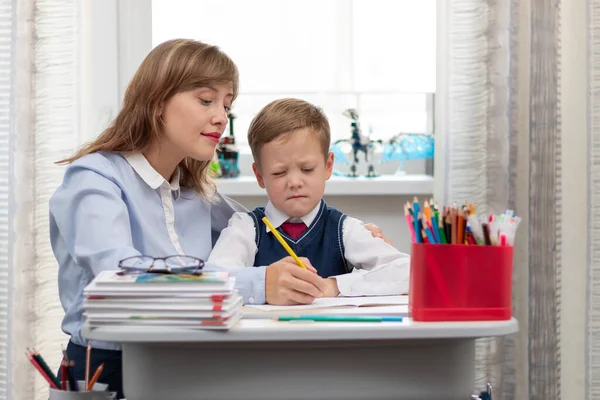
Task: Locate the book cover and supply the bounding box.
[96,270,230,284]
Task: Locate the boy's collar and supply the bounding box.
[264,200,322,233]
[124,152,181,194]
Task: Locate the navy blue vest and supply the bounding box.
[248,200,350,278]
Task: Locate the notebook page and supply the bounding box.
[245,295,408,311]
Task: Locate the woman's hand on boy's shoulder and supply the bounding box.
[364,223,392,245]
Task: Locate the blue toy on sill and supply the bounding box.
[217,113,240,178]
[331,108,383,177]
[380,132,434,175]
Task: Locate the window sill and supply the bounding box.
[215,174,434,197]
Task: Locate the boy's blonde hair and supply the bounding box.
[248,98,330,166]
[58,39,239,196]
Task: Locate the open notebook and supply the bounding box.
[243,295,408,317]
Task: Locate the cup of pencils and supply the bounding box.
[404,198,521,246]
[406,198,519,322]
[26,347,115,400]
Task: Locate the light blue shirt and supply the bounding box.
[50,151,266,350]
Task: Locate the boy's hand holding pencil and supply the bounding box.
[265,256,330,305]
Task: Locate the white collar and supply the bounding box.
[124,152,181,193]
[264,200,322,233]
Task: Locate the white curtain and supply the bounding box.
[31,0,77,398]
[589,1,600,398]
[0,0,14,398]
[5,1,76,399]
[442,0,515,393]
[439,0,562,398]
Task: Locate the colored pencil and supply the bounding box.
[26,352,59,389]
[30,349,61,388]
[85,343,91,390]
[482,223,492,246]
[450,205,457,244]
[431,213,441,244]
[61,359,67,390]
[435,209,447,244]
[404,204,416,242]
[457,211,464,244]
[87,363,104,391]
[413,197,422,243]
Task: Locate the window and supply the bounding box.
[151,0,436,146]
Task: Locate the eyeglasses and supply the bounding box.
[118,255,205,275]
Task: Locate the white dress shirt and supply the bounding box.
[208,201,411,296]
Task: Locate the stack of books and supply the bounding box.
[84,270,242,330]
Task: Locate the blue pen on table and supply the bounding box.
[276,316,403,322]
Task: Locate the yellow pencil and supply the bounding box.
[262,216,327,296]
[262,216,308,270]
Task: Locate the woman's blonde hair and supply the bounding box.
[59,39,239,196]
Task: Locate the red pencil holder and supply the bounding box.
[409,243,513,322]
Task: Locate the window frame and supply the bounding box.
[79,0,439,194]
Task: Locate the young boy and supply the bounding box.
[208,98,410,299]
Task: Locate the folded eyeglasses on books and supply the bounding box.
[118,255,205,275]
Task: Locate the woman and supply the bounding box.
[50,39,390,398]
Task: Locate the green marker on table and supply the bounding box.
[276,316,403,322]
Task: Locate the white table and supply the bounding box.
[83,316,517,400]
